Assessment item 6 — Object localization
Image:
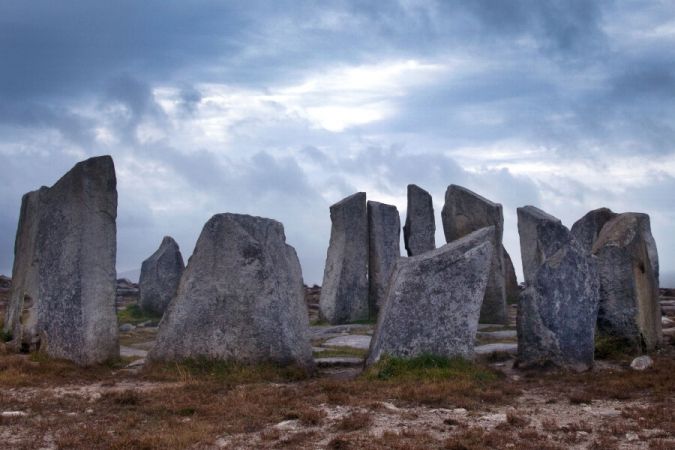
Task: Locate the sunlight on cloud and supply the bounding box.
[153,59,449,140]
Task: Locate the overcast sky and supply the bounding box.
[1,1,674,286]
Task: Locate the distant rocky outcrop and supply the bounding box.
[139,236,185,316]
[441,185,508,324]
[403,184,435,256]
[148,213,313,370]
[366,227,495,366]
[4,156,119,365]
[319,192,369,324]
[515,206,599,371]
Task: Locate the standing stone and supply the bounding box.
[571,208,618,254]
[367,201,400,317]
[592,213,662,352]
[139,236,185,316]
[366,227,495,366]
[403,184,435,256]
[572,207,659,285]
[503,246,519,304]
[148,214,313,370]
[441,185,507,324]
[515,206,599,371]
[4,157,118,365]
[319,192,369,324]
[3,188,45,352]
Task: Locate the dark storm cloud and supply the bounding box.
[1,1,674,283]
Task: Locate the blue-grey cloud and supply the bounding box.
[1,1,674,286]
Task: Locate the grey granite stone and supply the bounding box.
[516,206,599,371]
[148,213,314,370]
[442,185,507,324]
[139,236,185,315]
[592,213,662,352]
[319,192,369,324]
[367,201,400,317]
[403,184,435,256]
[366,227,495,365]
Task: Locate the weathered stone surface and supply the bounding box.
[319,193,369,324]
[148,213,313,370]
[139,236,185,316]
[5,157,119,365]
[3,189,43,352]
[366,227,495,366]
[517,206,569,285]
[367,201,400,317]
[571,207,617,254]
[592,213,662,352]
[36,156,119,365]
[503,246,519,304]
[403,184,435,256]
[442,185,507,324]
[516,206,599,371]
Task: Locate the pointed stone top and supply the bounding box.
[592,212,650,252]
[517,205,561,224]
[160,236,179,247]
[446,185,500,208]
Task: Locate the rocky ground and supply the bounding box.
[0,279,673,449]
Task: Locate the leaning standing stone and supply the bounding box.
[367,201,400,317]
[403,184,435,256]
[148,213,314,370]
[319,192,369,324]
[139,236,185,316]
[37,156,119,365]
[366,227,495,366]
[515,206,599,371]
[441,185,507,324]
[592,213,662,352]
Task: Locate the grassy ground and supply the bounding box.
[1,347,673,449]
[116,304,162,326]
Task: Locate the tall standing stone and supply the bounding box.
[441,185,507,324]
[319,192,369,324]
[4,157,118,365]
[592,213,662,352]
[366,227,495,366]
[3,188,45,352]
[516,206,600,371]
[139,236,185,316]
[38,156,119,365]
[403,184,435,256]
[367,201,400,317]
[148,214,313,370]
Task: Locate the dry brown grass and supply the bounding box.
[0,345,673,449]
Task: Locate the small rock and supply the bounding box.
[1,411,28,418]
[625,432,639,442]
[453,408,468,415]
[630,355,653,371]
[119,323,135,332]
[85,408,94,414]
[89,392,102,402]
[274,419,300,430]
